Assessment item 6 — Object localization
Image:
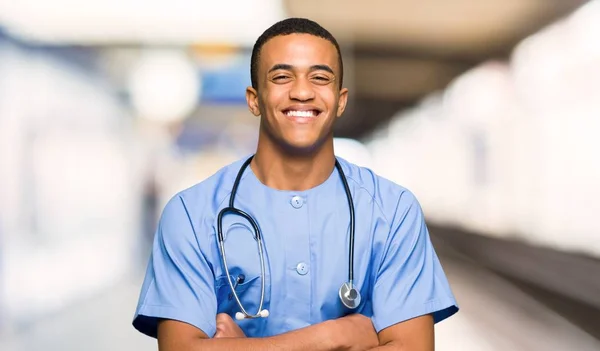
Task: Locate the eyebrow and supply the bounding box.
[268,64,335,75]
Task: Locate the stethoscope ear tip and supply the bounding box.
[259,309,270,318]
[235,309,270,320]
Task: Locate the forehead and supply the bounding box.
[259,33,340,72]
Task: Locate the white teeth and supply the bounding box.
[286,110,316,117]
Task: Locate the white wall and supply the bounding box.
[365,2,600,258]
[0,42,142,326]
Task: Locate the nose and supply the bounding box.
[289,76,315,101]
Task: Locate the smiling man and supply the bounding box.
[133,18,458,350]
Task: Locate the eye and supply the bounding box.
[311,75,331,85]
[272,75,291,82]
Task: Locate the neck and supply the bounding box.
[251,136,336,191]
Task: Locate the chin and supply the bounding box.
[279,139,326,155]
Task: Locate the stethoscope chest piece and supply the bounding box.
[339,282,361,309]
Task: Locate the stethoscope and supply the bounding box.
[217,155,361,321]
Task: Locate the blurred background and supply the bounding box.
[0,0,599,350]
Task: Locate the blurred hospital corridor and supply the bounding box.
[2,0,600,350]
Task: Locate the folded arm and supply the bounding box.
[158,313,379,351]
[368,314,434,351]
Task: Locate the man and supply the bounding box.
[133,18,458,350]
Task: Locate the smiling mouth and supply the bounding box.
[284,110,321,118]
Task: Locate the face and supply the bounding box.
[246,33,348,153]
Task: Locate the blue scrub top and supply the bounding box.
[133,156,458,338]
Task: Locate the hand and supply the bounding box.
[214,313,246,339]
[331,314,379,351]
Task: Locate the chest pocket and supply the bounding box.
[215,274,262,313]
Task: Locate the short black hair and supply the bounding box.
[250,17,343,90]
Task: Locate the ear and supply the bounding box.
[246,86,261,117]
[336,87,349,117]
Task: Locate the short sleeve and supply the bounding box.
[132,194,218,338]
[371,190,458,332]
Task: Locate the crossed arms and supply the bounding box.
[146,191,452,350]
[157,312,434,351]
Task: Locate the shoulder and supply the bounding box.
[336,156,421,223]
[162,156,250,220]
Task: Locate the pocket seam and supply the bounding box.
[215,275,261,292]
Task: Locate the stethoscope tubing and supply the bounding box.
[217,155,358,319]
[334,160,356,285]
[217,206,266,318]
